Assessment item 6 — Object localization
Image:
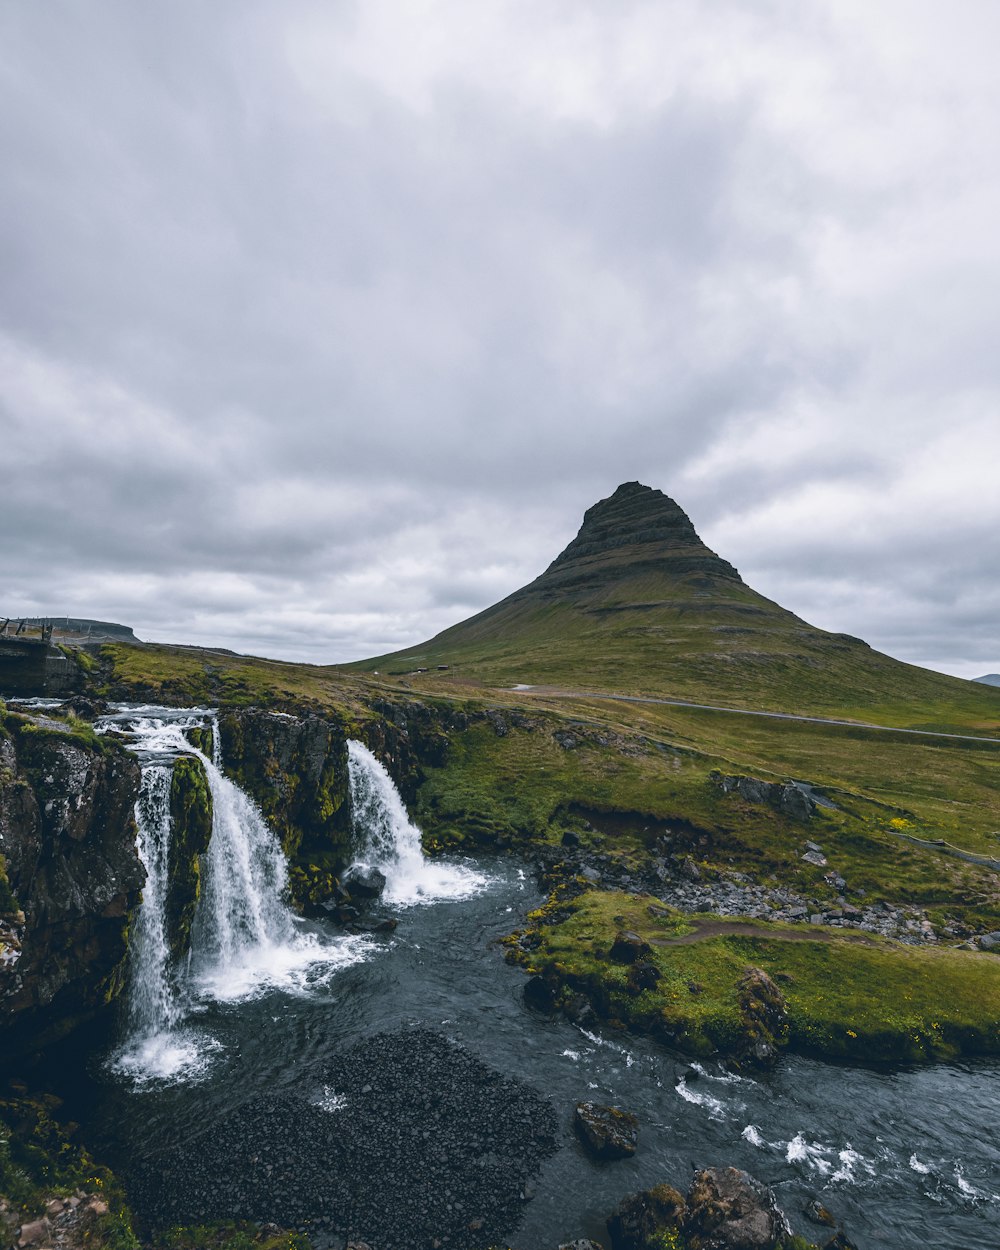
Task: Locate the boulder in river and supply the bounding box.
[607,1183,686,1250]
[574,1102,639,1160]
[344,864,388,900]
[607,1166,792,1250]
[685,1166,792,1248]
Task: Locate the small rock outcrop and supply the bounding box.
[610,929,653,964]
[574,1102,639,1159]
[608,1167,792,1250]
[343,863,387,900]
[711,772,817,822]
[734,966,789,1068]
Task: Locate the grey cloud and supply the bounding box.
[1,1,998,674]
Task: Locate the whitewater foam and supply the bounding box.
[347,739,487,906]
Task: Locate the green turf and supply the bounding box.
[519,890,1000,1063]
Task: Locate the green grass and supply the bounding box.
[520,890,1000,1063]
[346,561,1000,733]
[74,640,1000,931]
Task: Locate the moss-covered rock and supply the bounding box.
[0,719,143,1058]
[167,756,213,962]
[183,723,215,760]
[218,710,352,872]
[607,1167,804,1250]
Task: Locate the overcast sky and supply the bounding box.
[2,1,998,678]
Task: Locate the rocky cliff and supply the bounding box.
[534,480,744,595]
[0,714,144,1057]
[218,709,355,868]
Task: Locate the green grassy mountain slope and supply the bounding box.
[350,482,1000,730]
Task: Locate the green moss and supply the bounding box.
[0,854,18,916]
[519,890,1000,1064]
[185,724,215,758]
[153,1222,312,1250]
[8,711,106,753]
[0,1091,135,1242]
[167,756,213,961]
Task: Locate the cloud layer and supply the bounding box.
[2,1,997,676]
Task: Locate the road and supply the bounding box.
[512,685,1000,746]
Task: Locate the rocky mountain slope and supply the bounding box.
[351,483,1000,726]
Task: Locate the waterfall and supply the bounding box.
[346,739,486,906]
[102,707,371,1083]
[128,763,183,1033]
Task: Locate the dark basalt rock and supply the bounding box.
[684,1166,792,1249]
[804,1199,837,1227]
[610,929,653,964]
[0,720,143,1056]
[607,1182,686,1250]
[574,1102,639,1160]
[523,974,557,1014]
[608,1167,792,1250]
[129,1028,558,1250]
[343,864,387,900]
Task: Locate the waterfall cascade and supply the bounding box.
[102,707,369,1083]
[128,764,183,1036]
[346,739,486,905]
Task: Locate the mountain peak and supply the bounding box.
[538,481,742,591]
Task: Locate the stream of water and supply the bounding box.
[42,705,1000,1249]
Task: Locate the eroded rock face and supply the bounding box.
[711,772,817,822]
[607,1167,792,1250]
[0,723,143,1055]
[684,1167,792,1249]
[166,755,213,961]
[218,709,352,866]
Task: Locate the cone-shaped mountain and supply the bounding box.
[353,482,997,717]
[515,481,743,600]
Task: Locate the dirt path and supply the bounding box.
[651,918,882,947]
[514,685,1000,747]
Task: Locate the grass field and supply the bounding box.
[517,889,1000,1063]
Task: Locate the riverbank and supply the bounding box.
[505,886,1000,1065]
